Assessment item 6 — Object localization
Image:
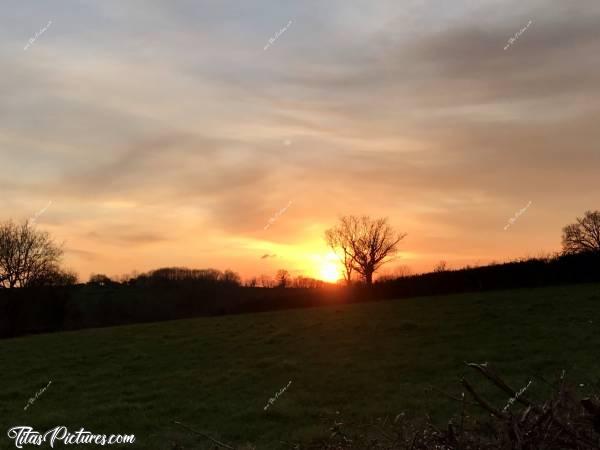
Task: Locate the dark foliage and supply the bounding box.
[307,364,600,449]
[0,287,69,337]
[0,220,70,288]
[372,251,600,300]
[88,273,116,286]
[130,267,242,287]
[563,210,600,255]
[1,252,600,339]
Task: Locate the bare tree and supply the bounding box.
[258,274,274,288]
[0,220,64,288]
[275,269,290,288]
[221,269,242,286]
[393,265,412,278]
[562,210,600,254]
[325,215,406,285]
[325,227,355,285]
[292,276,324,288]
[30,266,78,287]
[434,260,448,273]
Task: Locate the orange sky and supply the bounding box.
[1,0,600,282]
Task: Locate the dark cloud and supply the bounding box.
[86,229,167,245]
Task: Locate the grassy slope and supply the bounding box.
[1,283,600,449]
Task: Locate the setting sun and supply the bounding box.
[2,1,600,448]
[319,261,341,283]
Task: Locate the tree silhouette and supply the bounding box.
[276,269,290,288]
[89,274,113,286]
[0,220,66,288]
[325,215,406,285]
[221,270,242,286]
[562,210,600,254]
[325,227,355,285]
[258,274,273,288]
[434,261,448,273]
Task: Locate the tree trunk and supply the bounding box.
[365,271,373,285]
[344,266,353,285]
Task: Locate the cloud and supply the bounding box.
[1,0,599,277]
[64,247,98,261]
[86,229,168,246]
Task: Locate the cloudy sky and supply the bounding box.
[1,0,599,281]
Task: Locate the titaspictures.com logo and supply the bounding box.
[7,426,135,448]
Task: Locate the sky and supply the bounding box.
[1,0,599,282]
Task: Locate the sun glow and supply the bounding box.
[319,261,341,283]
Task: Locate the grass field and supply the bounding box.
[1,283,600,449]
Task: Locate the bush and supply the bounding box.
[308,364,600,449]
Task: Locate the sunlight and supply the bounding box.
[318,261,341,283]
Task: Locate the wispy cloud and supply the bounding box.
[1,0,599,279]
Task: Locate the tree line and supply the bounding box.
[1,210,599,290]
[1,211,599,339]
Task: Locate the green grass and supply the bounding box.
[1,283,600,449]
